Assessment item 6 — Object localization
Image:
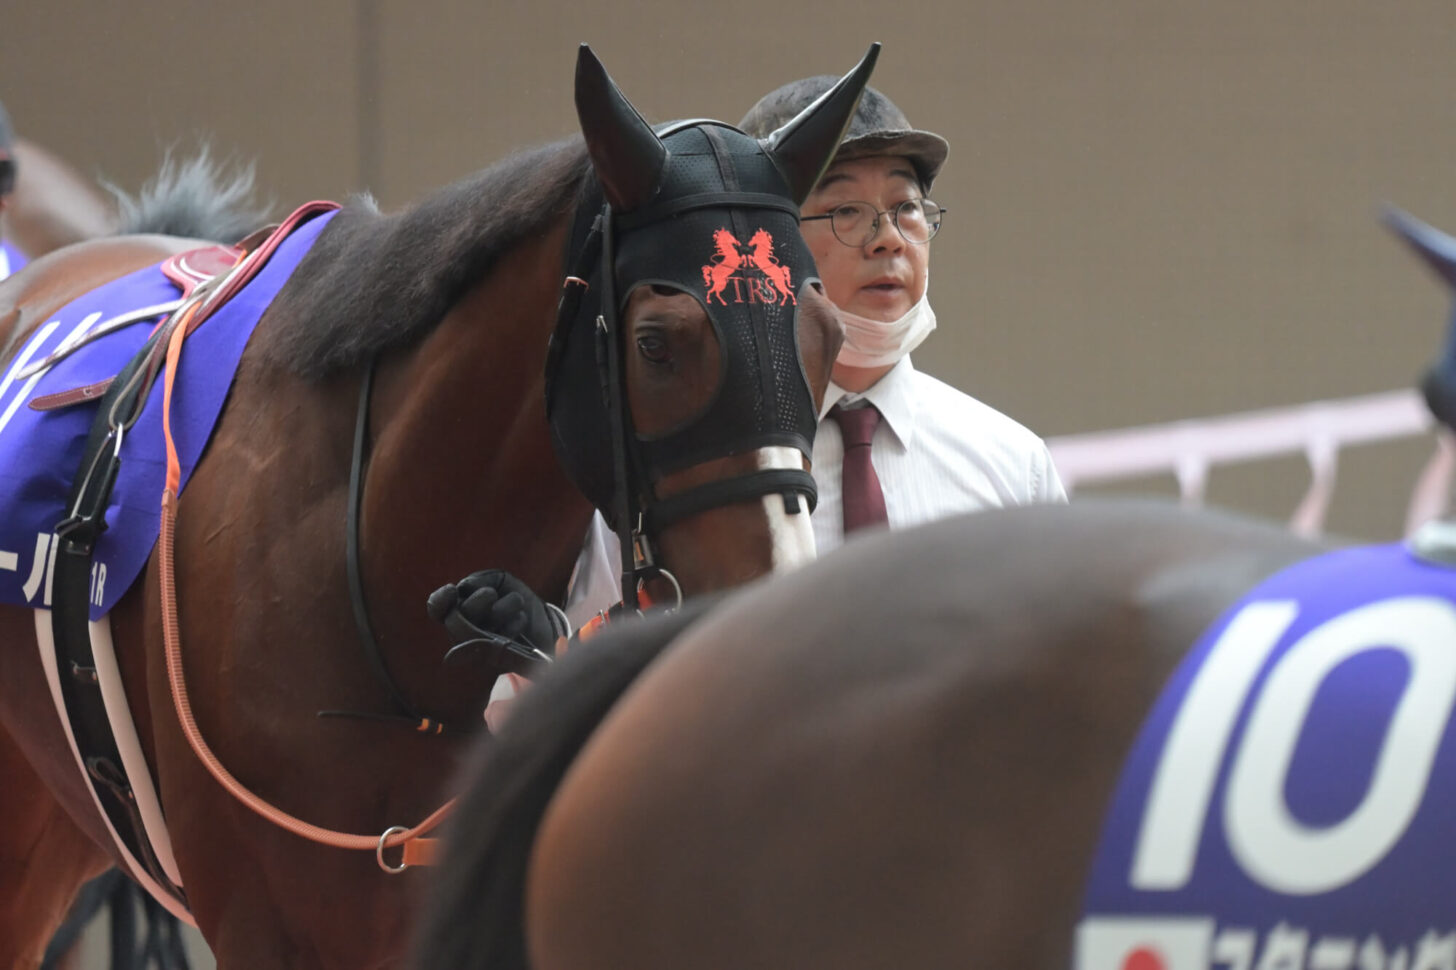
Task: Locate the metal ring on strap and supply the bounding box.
[647,567,684,611]
[545,602,573,640]
[376,825,411,873]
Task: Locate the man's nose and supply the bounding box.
[864,213,904,254]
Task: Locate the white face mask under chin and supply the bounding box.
[835,293,937,369]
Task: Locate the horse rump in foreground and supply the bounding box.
[412,210,1456,969]
[0,44,879,968]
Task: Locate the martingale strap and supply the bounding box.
[51,323,187,905]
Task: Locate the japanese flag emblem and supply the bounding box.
[1075,916,1214,970]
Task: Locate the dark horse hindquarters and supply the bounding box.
[408,501,1321,969]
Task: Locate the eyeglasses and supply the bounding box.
[801,199,946,248]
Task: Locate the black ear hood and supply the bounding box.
[545,44,878,525]
[546,125,819,521]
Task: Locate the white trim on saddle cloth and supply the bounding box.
[33,608,196,926]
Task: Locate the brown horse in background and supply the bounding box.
[0,45,878,968]
[1,136,118,259]
[411,211,1456,969]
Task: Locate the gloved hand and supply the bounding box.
[425,568,559,649]
[426,569,561,657]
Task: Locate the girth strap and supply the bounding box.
[51,323,187,905]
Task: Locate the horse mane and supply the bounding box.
[259,136,590,381]
[408,597,720,970]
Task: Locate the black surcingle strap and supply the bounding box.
[51,327,187,906]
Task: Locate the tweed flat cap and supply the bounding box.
[739,76,948,189]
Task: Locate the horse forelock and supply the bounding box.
[256,137,591,381]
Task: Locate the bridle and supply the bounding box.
[547,120,821,613]
[336,136,823,731]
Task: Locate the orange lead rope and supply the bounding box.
[156,300,451,870]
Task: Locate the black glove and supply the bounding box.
[426,569,560,671]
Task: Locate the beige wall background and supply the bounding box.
[6,0,1455,543]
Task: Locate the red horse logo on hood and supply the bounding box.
[702,228,745,305]
[701,227,797,306]
[746,229,796,305]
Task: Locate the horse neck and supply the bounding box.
[361,220,593,659]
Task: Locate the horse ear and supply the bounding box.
[1384,204,1456,289]
[1384,205,1456,429]
[760,43,881,206]
[574,44,668,213]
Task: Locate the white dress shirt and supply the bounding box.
[563,354,1066,624]
[813,354,1066,553]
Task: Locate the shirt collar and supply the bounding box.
[819,355,919,451]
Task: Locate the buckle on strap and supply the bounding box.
[55,426,126,553]
[631,512,657,572]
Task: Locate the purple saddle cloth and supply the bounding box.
[0,239,27,280]
[0,209,336,618]
[1077,542,1456,969]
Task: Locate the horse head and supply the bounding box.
[547,44,878,602]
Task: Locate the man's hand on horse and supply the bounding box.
[426,569,562,674]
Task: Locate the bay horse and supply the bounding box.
[0,107,121,277]
[1,138,118,261]
[411,209,1456,969]
[0,45,878,968]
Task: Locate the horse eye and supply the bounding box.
[637,334,672,363]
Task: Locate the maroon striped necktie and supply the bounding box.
[829,403,889,534]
